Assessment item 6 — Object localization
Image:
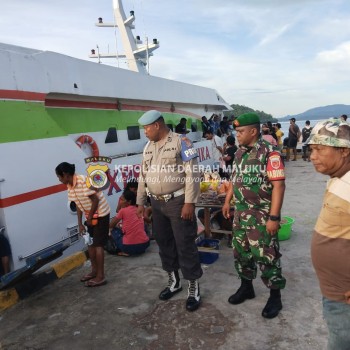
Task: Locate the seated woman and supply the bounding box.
[262,127,277,146]
[109,190,150,256]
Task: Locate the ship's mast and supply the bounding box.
[89,0,159,74]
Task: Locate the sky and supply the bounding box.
[1,0,350,118]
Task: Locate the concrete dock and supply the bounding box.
[0,161,329,350]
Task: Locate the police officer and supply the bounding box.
[136,110,202,312]
[222,113,286,319]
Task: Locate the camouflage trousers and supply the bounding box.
[232,210,286,289]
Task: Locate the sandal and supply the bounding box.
[80,273,96,282]
[85,279,107,287]
[117,252,130,257]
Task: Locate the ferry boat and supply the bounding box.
[0,0,231,288]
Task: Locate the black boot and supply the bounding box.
[228,279,255,305]
[186,280,201,312]
[159,271,182,300]
[262,289,282,319]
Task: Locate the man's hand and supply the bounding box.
[78,223,86,235]
[137,206,145,218]
[222,203,231,219]
[266,219,280,235]
[181,203,195,220]
[345,291,350,304]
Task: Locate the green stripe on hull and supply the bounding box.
[1,101,66,143]
[0,100,201,143]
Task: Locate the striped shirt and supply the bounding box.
[67,174,110,218]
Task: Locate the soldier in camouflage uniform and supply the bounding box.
[222,113,286,319]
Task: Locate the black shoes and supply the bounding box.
[262,289,282,319]
[229,281,282,319]
[228,279,255,305]
[159,272,201,312]
[186,280,201,312]
[159,271,182,301]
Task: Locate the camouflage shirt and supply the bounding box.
[233,138,285,212]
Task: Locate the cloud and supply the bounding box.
[316,41,350,63]
[258,24,291,47]
[1,0,350,117]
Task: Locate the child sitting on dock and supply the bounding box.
[109,190,150,256]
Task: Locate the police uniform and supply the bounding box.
[229,113,286,319]
[136,110,202,310]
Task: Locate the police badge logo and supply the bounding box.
[84,156,112,191]
[85,164,109,190]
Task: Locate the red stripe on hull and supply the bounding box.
[45,99,117,109]
[0,89,201,118]
[0,90,46,101]
[0,184,66,208]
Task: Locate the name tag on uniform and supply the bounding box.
[181,136,198,161]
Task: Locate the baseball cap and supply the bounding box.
[306,118,350,148]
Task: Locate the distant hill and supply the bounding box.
[225,104,277,123]
[278,104,350,121]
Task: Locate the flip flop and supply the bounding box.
[117,252,130,257]
[80,274,96,282]
[85,279,107,287]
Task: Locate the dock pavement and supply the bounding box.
[0,160,329,350]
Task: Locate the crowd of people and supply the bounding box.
[50,111,350,349]
[2,108,349,347]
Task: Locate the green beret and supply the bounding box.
[233,113,260,128]
[138,110,162,126]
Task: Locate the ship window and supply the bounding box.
[105,127,118,143]
[167,124,173,131]
[127,126,141,140]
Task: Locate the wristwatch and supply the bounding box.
[269,215,281,221]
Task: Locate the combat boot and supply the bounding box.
[186,280,201,312]
[262,289,282,319]
[159,271,182,300]
[228,279,255,305]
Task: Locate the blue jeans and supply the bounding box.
[112,228,150,255]
[323,297,350,350]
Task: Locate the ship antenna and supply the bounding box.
[89,0,159,74]
[112,6,120,68]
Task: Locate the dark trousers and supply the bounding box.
[150,195,203,281]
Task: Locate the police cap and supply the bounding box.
[233,113,260,128]
[138,110,162,126]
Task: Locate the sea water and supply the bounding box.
[278,119,325,142]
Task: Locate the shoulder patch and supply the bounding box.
[180,136,198,161]
[266,151,285,180]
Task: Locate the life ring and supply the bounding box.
[75,135,99,157]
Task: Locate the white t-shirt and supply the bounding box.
[211,135,223,162]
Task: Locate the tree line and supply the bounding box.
[224,104,278,123]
